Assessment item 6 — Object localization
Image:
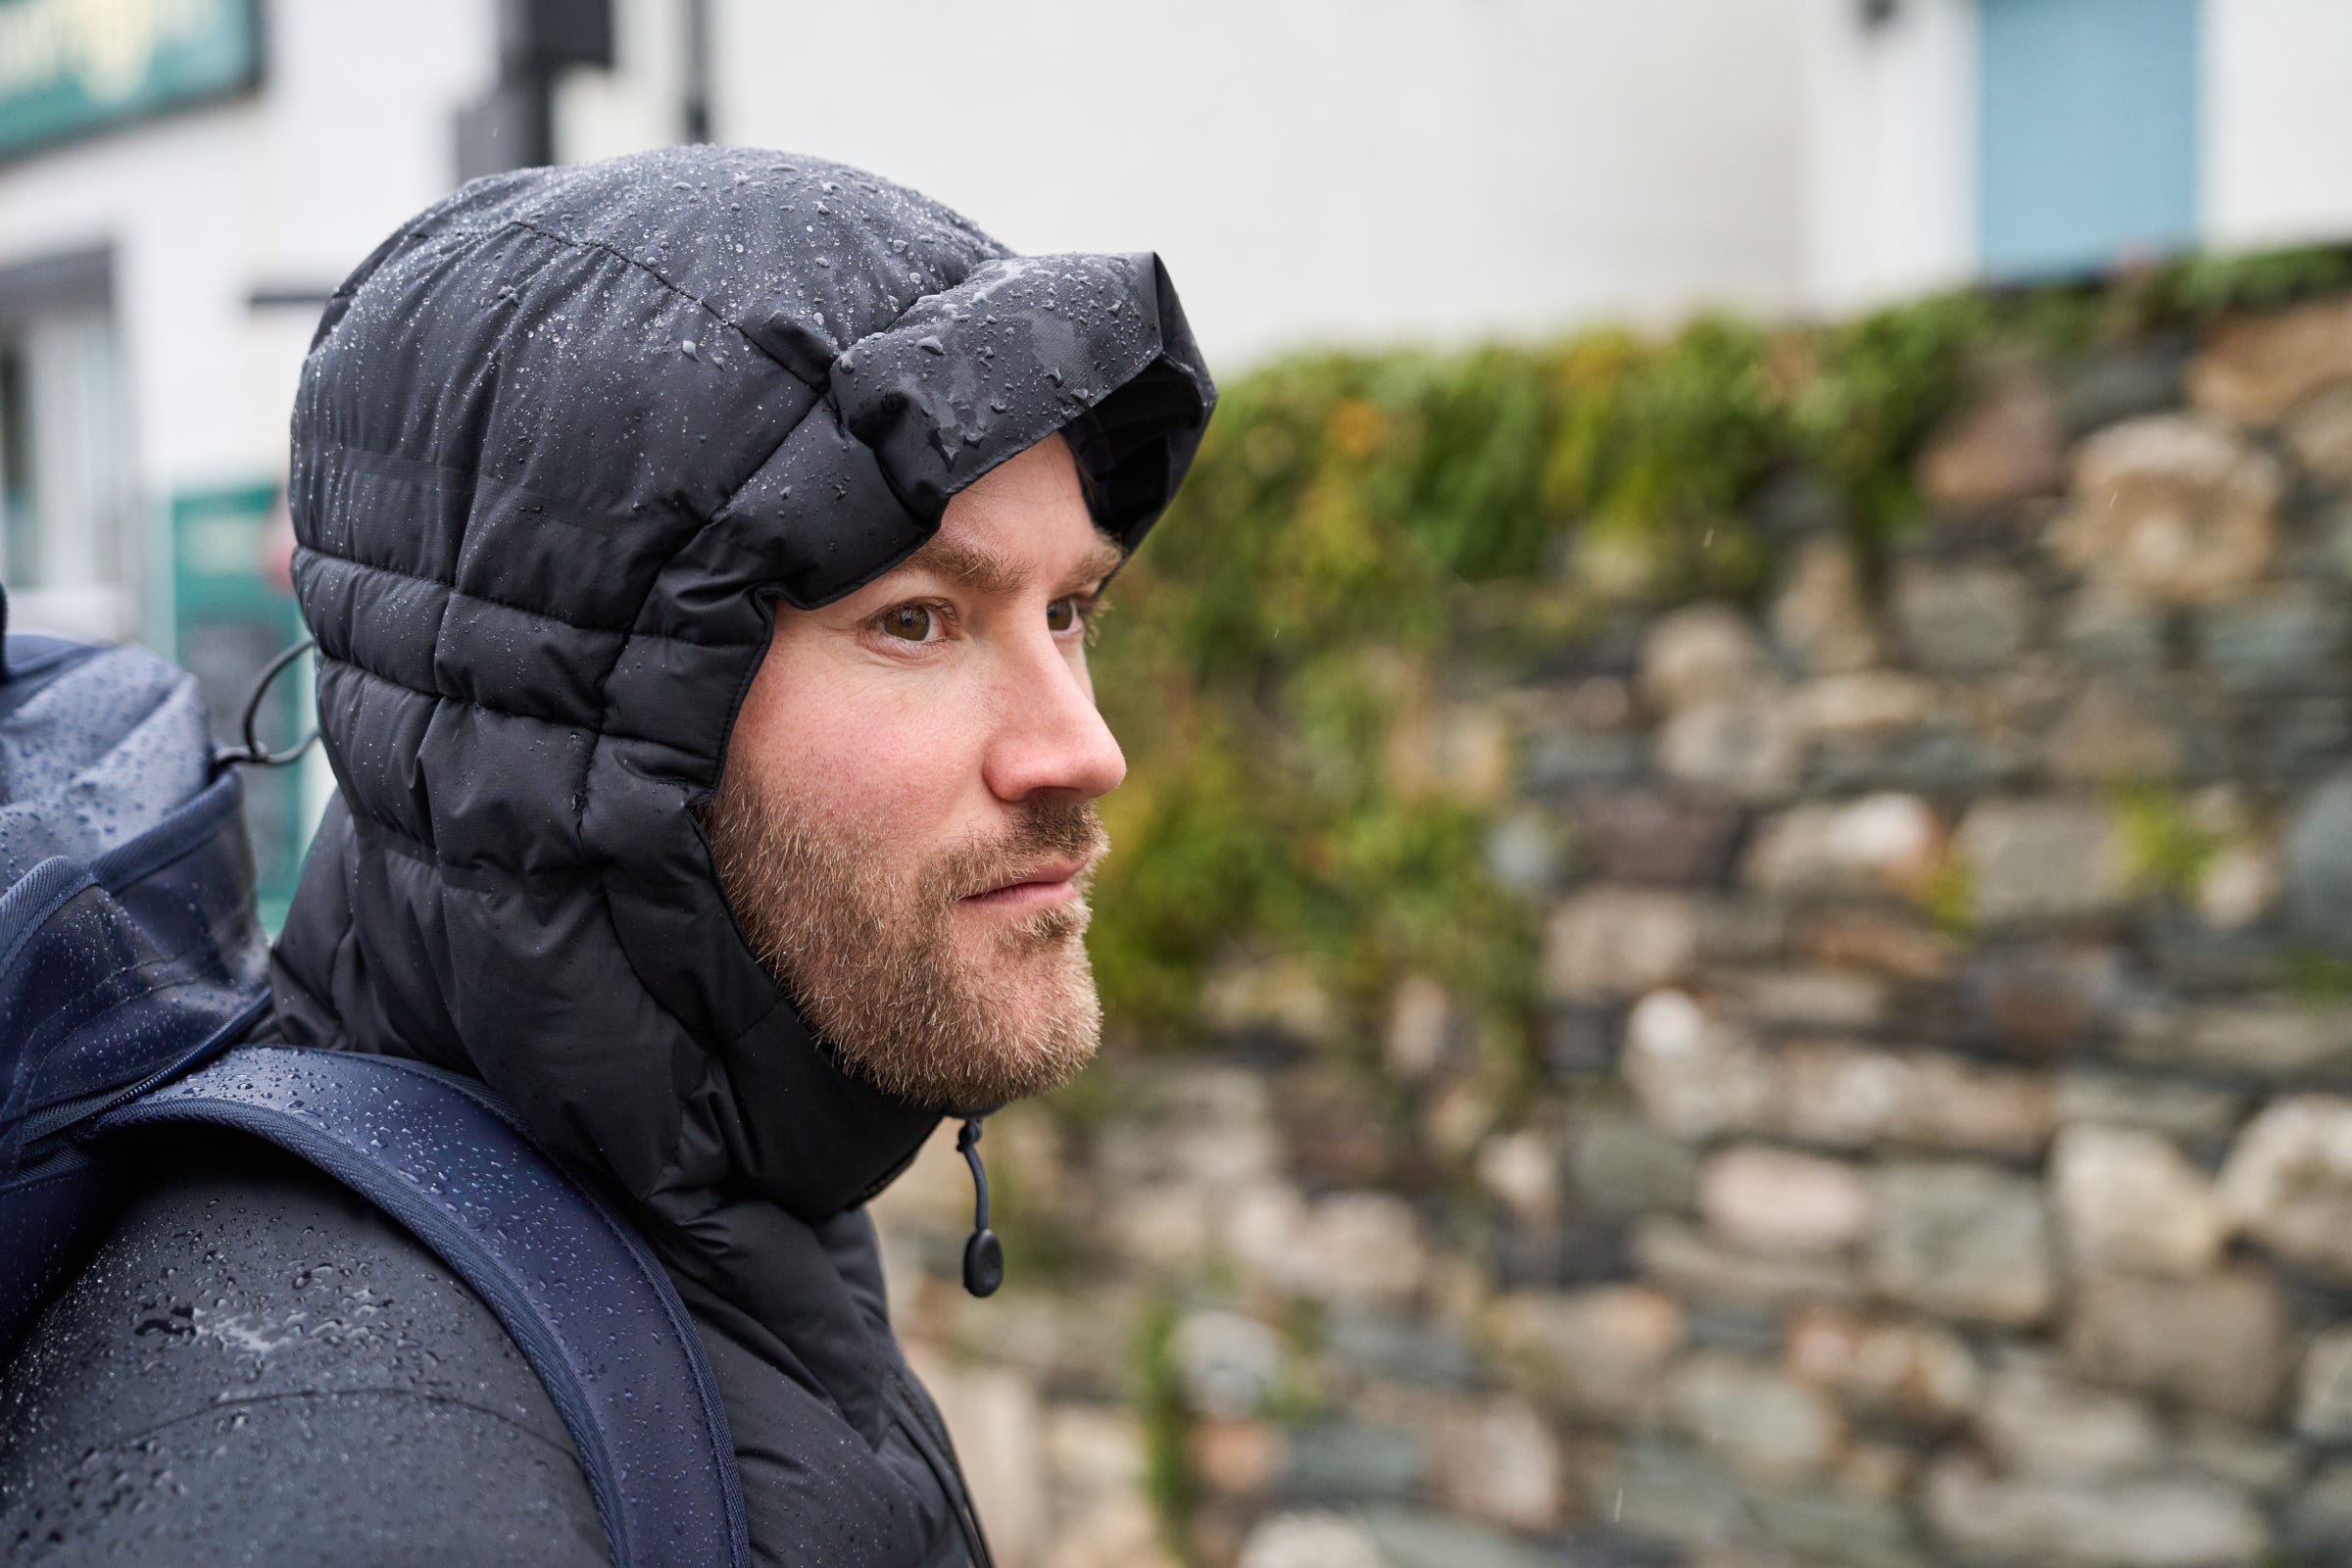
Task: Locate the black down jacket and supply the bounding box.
[0,146,1212,1565]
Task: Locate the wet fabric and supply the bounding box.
[0,637,211,887]
[0,1139,973,1567]
[257,144,1213,1563]
[0,629,272,1364]
[0,1136,612,1565]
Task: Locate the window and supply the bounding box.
[0,249,136,642]
[1979,0,2201,279]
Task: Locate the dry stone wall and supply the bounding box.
[873,293,2352,1568]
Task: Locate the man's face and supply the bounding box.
[704,435,1126,1110]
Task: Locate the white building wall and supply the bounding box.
[1804,0,2352,312]
[555,0,689,166]
[0,0,2340,554]
[0,2,493,513]
[673,0,1813,367]
[2203,0,2352,252]
[1800,0,1978,313]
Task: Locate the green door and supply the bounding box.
[172,480,311,931]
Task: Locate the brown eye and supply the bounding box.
[1046,598,1076,632]
[881,604,933,641]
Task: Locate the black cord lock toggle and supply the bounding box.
[956,1117,1003,1298]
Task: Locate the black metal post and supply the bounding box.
[454,0,615,182]
[682,0,712,143]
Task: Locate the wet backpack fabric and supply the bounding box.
[0,631,264,1343]
[0,628,747,1566]
[31,145,1211,1565]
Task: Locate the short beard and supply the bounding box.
[700,769,1107,1112]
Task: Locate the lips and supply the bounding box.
[960,856,1092,906]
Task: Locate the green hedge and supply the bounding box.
[1083,245,2352,1070]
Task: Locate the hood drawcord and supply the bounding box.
[956,1117,1004,1298]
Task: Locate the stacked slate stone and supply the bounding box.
[869,294,2352,1568]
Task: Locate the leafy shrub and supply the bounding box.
[1084,242,2352,1068]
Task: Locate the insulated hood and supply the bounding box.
[269,147,1215,1227]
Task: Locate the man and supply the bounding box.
[0,146,1212,1564]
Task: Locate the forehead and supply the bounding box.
[893,436,1124,593]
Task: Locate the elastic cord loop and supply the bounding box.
[215,636,319,768]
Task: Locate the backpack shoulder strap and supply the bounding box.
[94,1045,749,1568]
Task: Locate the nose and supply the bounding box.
[980,634,1126,805]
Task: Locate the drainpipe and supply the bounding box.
[682,0,712,142]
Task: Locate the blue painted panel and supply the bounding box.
[1980,0,2200,279]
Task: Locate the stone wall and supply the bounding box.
[872,294,2352,1568]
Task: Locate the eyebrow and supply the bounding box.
[904,531,1126,598]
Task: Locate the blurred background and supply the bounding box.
[13,1,2352,1564]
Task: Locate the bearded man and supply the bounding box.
[0,147,1212,1565]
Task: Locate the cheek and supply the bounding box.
[745,662,985,842]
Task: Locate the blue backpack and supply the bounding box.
[0,603,749,1568]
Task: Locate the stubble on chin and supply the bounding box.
[700,768,1107,1111]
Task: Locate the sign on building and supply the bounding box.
[0,0,259,160]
